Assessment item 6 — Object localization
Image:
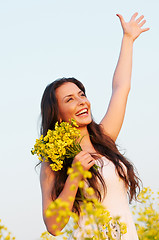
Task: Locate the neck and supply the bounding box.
[78,126,94,152]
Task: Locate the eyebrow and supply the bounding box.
[63,90,83,100]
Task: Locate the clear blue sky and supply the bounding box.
[0,0,158,239]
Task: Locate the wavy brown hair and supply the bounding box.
[40,77,141,215]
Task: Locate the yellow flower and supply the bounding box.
[67,167,74,175]
[31,119,82,171]
[86,187,95,196]
[78,181,85,188]
[132,186,159,239]
[55,230,63,236]
[52,224,57,230]
[70,184,76,191]
[5,235,11,240]
[68,196,74,202]
[0,219,15,240]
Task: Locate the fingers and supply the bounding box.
[141,27,150,33]
[131,12,150,32]
[117,12,146,26]
[136,15,150,33]
[131,12,138,21]
[116,12,150,38]
[139,20,150,32]
[75,150,89,159]
[73,150,95,170]
[139,19,146,28]
[80,151,94,164]
[116,14,125,25]
[87,160,96,169]
[136,15,144,24]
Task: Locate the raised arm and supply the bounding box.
[100,12,150,141]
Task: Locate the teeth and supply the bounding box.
[76,109,88,116]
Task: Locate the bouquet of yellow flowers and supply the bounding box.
[31,119,97,171]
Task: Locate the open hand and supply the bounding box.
[116,12,150,42]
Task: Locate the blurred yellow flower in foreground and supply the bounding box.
[1,186,158,239]
[132,187,159,240]
[0,219,15,240]
[41,162,127,240]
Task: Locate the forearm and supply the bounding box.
[112,34,134,92]
[44,174,82,235]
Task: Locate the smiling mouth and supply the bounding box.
[75,108,88,116]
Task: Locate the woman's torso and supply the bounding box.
[72,156,139,240]
[48,156,139,240]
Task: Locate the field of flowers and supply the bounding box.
[133,187,159,240]
[0,219,15,240]
[1,187,159,240]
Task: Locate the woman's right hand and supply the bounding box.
[72,150,96,172]
[116,12,150,42]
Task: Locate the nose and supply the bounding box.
[77,96,85,105]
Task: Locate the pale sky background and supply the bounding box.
[0,0,158,239]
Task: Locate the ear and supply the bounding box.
[58,116,62,123]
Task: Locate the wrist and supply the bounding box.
[123,33,134,43]
[68,173,83,188]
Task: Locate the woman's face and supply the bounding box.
[55,82,92,127]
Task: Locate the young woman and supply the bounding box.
[40,13,149,239]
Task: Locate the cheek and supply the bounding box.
[87,99,91,109]
[59,103,75,120]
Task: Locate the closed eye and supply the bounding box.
[67,97,73,102]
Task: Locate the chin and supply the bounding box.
[76,118,92,127]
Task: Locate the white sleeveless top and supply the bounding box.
[99,156,139,240]
[49,156,139,239]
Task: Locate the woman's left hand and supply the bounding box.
[116,12,150,42]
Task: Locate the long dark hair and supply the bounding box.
[40,77,141,215]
